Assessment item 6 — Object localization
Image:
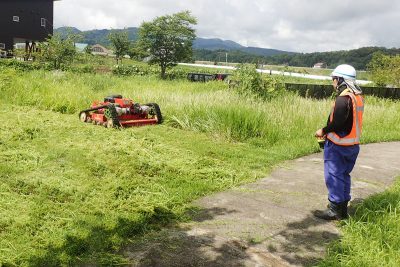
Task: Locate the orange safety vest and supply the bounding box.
[326,89,364,146]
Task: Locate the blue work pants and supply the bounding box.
[324,140,360,203]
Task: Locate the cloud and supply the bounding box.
[54,0,400,52]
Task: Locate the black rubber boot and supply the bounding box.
[314,201,344,220]
[341,201,349,219]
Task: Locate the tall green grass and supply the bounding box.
[2,69,399,145]
[320,177,400,266]
[1,68,400,265]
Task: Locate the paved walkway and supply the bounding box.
[125,142,400,266]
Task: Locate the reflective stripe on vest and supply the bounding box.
[326,90,364,146]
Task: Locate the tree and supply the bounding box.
[137,11,197,79]
[108,30,131,65]
[84,44,92,54]
[367,53,400,87]
[38,33,77,69]
[127,42,148,60]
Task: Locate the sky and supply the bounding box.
[54,0,400,53]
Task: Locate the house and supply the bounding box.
[0,0,58,56]
[91,44,113,56]
[313,62,326,69]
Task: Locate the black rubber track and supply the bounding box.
[107,104,121,127]
[145,103,163,124]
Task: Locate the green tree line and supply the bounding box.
[14,11,197,79]
[194,47,400,70]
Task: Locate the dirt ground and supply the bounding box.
[124,142,400,267]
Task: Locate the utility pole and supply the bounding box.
[225,52,228,65]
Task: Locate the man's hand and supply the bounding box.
[315,128,325,138]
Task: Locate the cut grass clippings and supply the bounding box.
[1,68,400,265]
[0,104,280,265]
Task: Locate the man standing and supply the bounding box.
[314,64,364,220]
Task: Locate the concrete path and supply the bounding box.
[125,142,400,266]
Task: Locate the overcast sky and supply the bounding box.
[54,0,400,53]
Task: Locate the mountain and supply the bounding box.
[55,26,81,35]
[54,27,292,57]
[243,46,292,57]
[193,38,293,56]
[193,38,243,50]
[54,27,400,69]
[55,27,139,46]
[265,46,400,69]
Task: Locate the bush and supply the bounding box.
[162,67,188,80]
[111,64,187,80]
[69,64,96,74]
[0,59,96,74]
[0,59,42,71]
[367,53,400,87]
[230,64,284,99]
[112,64,149,76]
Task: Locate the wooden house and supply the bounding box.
[0,0,58,55]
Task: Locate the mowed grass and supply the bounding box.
[0,105,274,265]
[1,68,400,265]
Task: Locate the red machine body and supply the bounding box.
[79,95,162,128]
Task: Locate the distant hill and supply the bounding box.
[265,46,400,70]
[242,46,293,57]
[55,27,138,46]
[194,46,400,70]
[54,27,292,57]
[55,26,81,35]
[193,38,242,50]
[193,38,293,57]
[54,27,400,69]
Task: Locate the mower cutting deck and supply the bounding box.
[79,95,162,128]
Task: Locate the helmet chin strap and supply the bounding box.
[336,78,347,93]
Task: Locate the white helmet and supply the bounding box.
[331,64,356,80]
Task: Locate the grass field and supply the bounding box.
[1,66,400,265]
[320,177,400,267]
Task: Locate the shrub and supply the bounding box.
[112,64,149,76]
[0,59,42,71]
[367,53,400,87]
[36,34,77,69]
[69,64,96,74]
[230,64,284,99]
